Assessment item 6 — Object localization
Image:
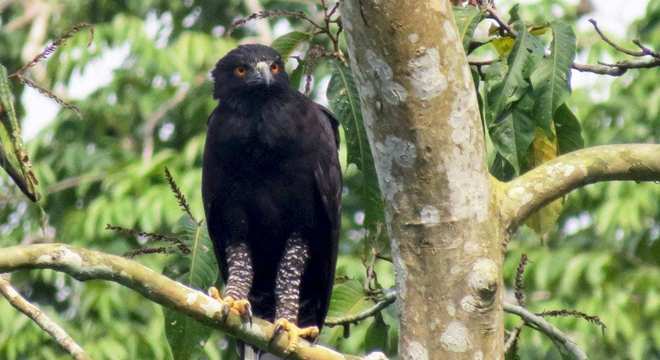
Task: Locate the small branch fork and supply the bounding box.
[504,303,588,360]
[0,274,90,360]
[571,19,660,76]
[325,288,396,327]
[587,19,659,58]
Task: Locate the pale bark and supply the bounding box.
[0,274,90,360]
[500,144,660,232]
[341,1,503,358]
[0,244,364,360]
[503,303,587,360]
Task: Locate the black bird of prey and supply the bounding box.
[202,44,342,358]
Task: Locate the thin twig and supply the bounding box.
[325,288,396,327]
[164,167,198,223]
[105,224,190,255]
[124,246,177,258]
[228,10,323,35]
[514,254,528,306]
[632,39,658,58]
[15,75,80,115]
[374,253,392,263]
[0,274,90,360]
[570,57,660,76]
[536,309,606,335]
[504,303,587,360]
[504,325,522,354]
[485,5,515,36]
[11,22,93,78]
[588,19,657,58]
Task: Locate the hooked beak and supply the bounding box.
[253,61,273,86]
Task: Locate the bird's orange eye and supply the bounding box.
[234,66,247,78]
[270,63,280,74]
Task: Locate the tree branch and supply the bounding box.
[0,243,366,360]
[0,274,90,360]
[504,303,587,360]
[571,58,660,76]
[500,144,660,233]
[325,288,396,327]
[588,19,659,58]
[326,286,587,360]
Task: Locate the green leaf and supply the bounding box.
[530,21,576,135]
[487,22,544,124]
[489,94,536,174]
[0,65,39,202]
[326,280,375,321]
[327,60,384,231]
[364,314,389,353]
[164,216,218,360]
[271,31,312,60]
[289,61,306,92]
[525,129,563,235]
[453,6,484,51]
[508,4,522,22]
[554,104,584,154]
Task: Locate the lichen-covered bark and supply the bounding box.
[500,144,660,232]
[0,274,90,360]
[0,244,361,360]
[341,1,504,358]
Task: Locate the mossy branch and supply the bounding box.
[500,144,660,232]
[0,243,369,360]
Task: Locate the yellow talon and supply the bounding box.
[207,287,252,321]
[271,318,320,354]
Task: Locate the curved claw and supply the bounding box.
[269,318,319,354]
[207,287,252,324]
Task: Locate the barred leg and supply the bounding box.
[224,242,253,300]
[274,235,309,322]
[270,234,319,354]
[208,242,253,321]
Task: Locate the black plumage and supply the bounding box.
[201,44,341,356]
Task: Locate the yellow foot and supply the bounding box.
[207,287,252,322]
[270,318,320,354]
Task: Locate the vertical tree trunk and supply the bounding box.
[341,1,504,358]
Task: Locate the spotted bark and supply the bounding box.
[341,1,504,358]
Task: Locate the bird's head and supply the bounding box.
[211,44,289,102]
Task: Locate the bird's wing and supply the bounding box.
[310,104,342,327]
[314,105,342,228]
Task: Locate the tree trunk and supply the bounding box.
[341,1,504,358]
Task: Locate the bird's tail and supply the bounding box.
[239,342,283,360]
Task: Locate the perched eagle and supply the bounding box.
[202,44,342,358]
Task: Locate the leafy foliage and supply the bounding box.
[163,216,217,360]
[271,31,313,60]
[453,6,485,50]
[327,60,384,233]
[529,21,576,135]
